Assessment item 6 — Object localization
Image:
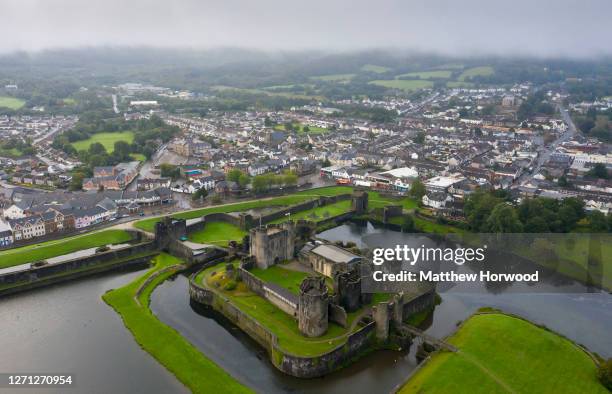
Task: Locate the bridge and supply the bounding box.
[397,324,458,352]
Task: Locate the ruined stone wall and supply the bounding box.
[402,290,436,317]
[260,194,352,224]
[238,267,297,316]
[298,277,328,337]
[383,205,403,224]
[189,274,377,378]
[238,267,265,297]
[328,302,348,327]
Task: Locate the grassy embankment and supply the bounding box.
[71,131,135,153]
[0,96,26,109]
[0,230,133,269]
[197,263,361,356]
[134,186,354,233]
[398,312,607,394]
[103,253,252,394]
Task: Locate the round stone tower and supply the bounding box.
[298,277,329,337]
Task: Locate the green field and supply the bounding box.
[361,64,391,73]
[200,263,355,356]
[0,230,133,269]
[134,186,354,232]
[399,313,607,394]
[130,153,146,162]
[212,85,324,100]
[103,254,251,394]
[446,81,475,88]
[63,98,77,105]
[396,70,452,79]
[71,131,135,153]
[250,265,309,295]
[188,222,247,247]
[270,200,352,224]
[311,74,356,82]
[0,96,26,110]
[458,66,494,81]
[0,147,23,158]
[369,79,434,91]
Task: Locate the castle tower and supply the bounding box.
[298,277,329,337]
[351,191,369,214]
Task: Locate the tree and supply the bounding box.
[227,169,244,183]
[557,175,569,187]
[409,179,426,201]
[524,216,550,233]
[192,188,208,201]
[88,142,107,155]
[588,211,608,232]
[264,116,274,127]
[69,172,84,191]
[113,140,132,161]
[283,172,298,187]
[464,190,505,231]
[412,132,425,144]
[302,126,310,133]
[160,164,180,180]
[238,173,251,188]
[484,203,523,233]
[401,215,416,232]
[587,163,609,179]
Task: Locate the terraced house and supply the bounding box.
[9,215,46,241]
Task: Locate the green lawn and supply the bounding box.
[273,122,328,134]
[269,200,352,224]
[0,147,23,158]
[368,191,418,211]
[71,131,135,153]
[361,64,391,73]
[130,153,146,162]
[398,313,606,394]
[134,186,354,232]
[311,74,356,82]
[396,70,452,79]
[103,254,251,394]
[369,79,434,91]
[188,222,247,247]
[458,66,494,81]
[250,265,309,295]
[63,98,77,105]
[0,230,133,268]
[201,263,355,356]
[0,96,26,110]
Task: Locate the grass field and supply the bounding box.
[458,66,494,81]
[188,222,247,247]
[361,64,391,73]
[211,85,324,100]
[63,98,77,105]
[369,79,434,91]
[311,74,356,82]
[0,96,26,110]
[396,70,452,79]
[446,81,475,88]
[0,230,133,269]
[0,147,23,158]
[200,263,355,356]
[250,265,309,295]
[269,200,352,224]
[134,186,354,232]
[103,254,251,394]
[130,153,146,161]
[398,313,607,394]
[71,131,135,153]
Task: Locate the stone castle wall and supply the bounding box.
[189,274,376,378]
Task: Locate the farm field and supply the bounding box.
[396,70,452,79]
[311,73,356,82]
[71,131,135,153]
[0,96,26,109]
[458,66,494,81]
[369,79,434,91]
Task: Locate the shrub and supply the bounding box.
[223,280,237,291]
[598,358,612,390]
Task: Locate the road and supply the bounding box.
[112,94,119,114]
[516,104,577,185]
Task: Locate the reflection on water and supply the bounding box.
[0,268,188,394]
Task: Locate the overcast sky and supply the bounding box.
[1,0,611,57]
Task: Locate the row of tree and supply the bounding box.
[464,190,611,233]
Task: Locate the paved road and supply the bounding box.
[516,104,577,185]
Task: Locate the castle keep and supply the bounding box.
[249,222,295,269]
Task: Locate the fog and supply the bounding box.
[1,0,611,58]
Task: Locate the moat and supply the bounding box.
[1,221,610,394]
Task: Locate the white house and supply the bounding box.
[422,192,454,209]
